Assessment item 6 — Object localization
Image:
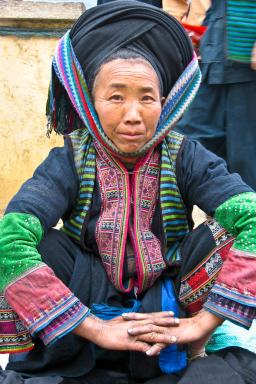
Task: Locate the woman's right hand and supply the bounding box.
[73,312,179,355]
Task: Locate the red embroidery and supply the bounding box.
[95,141,166,293]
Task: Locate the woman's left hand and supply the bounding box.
[123,310,224,356]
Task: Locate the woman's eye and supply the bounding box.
[142,95,155,102]
[109,94,123,101]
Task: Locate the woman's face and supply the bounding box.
[93,59,164,155]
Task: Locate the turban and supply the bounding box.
[70,0,193,97]
[47,1,201,158]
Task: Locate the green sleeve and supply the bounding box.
[0,212,44,292]
[215,192,256,254]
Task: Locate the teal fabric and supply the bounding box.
[207,320,256,354]
[227,0,256,63]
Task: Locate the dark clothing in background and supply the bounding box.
[176,0,256,191]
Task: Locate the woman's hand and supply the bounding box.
[73,311,179,356]
[124,310,224,356]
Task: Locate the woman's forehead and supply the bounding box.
[93,59,161,93]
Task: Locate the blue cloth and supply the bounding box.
[91,300,141,320]
[159,280,187,374]
[91,280,187,375]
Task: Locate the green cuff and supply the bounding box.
[0,212,44,292]
[215,192,256,254]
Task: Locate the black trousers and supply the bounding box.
[2,348,256,384]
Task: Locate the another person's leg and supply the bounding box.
[175,82,227,161]
[226,81,256,190]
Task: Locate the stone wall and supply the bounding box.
[0,0,85,214]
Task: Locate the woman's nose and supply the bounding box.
[123,101,142,124]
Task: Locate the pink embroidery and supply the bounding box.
[132,151,166,292]
[215,248,256,298]
[5,265,79,334]
[95,141,166,293]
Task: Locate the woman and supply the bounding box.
[0,2,255,383]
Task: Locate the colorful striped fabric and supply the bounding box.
[62,131,95,245]
[160,133,189,249]
[63,130,189,293]
[48,30,201,158]
[226,0,256,63]
[0,296,33,353]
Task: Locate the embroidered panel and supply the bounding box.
[95,141,166,293]
[95,140,131,292]
[179,222,234,315]
[133,149,165,291]
[5,265,82,335]
[213,247,256,304]
[63,131,189,293]
[0,296,33,353]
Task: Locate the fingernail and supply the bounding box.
[122,313,129,317]
[127,328,133,334]
[174,318,180,324]
[169,311,174,316]
[170,336,177,343]
[146,350,152,356]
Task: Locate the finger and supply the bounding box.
[146,343,167,356]
[145,317,179,327]
[128,324,163,336]
[128,317,179,328]
[138,332,177,345]
[122,311,174,321]
[132,341,152,354]
[128,323,179,337]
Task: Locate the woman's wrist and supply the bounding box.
[196,309,224,333]
[73,314,104,343]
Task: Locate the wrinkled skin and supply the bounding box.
[93,58,164,161]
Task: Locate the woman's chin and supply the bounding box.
[115,142,144,155]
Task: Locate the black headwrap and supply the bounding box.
[69,0,193,98]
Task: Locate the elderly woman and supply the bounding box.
[0,2,255,383]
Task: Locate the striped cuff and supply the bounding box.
[5,265,90,345]
[204,291,255,328]
[37,300,90,345]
